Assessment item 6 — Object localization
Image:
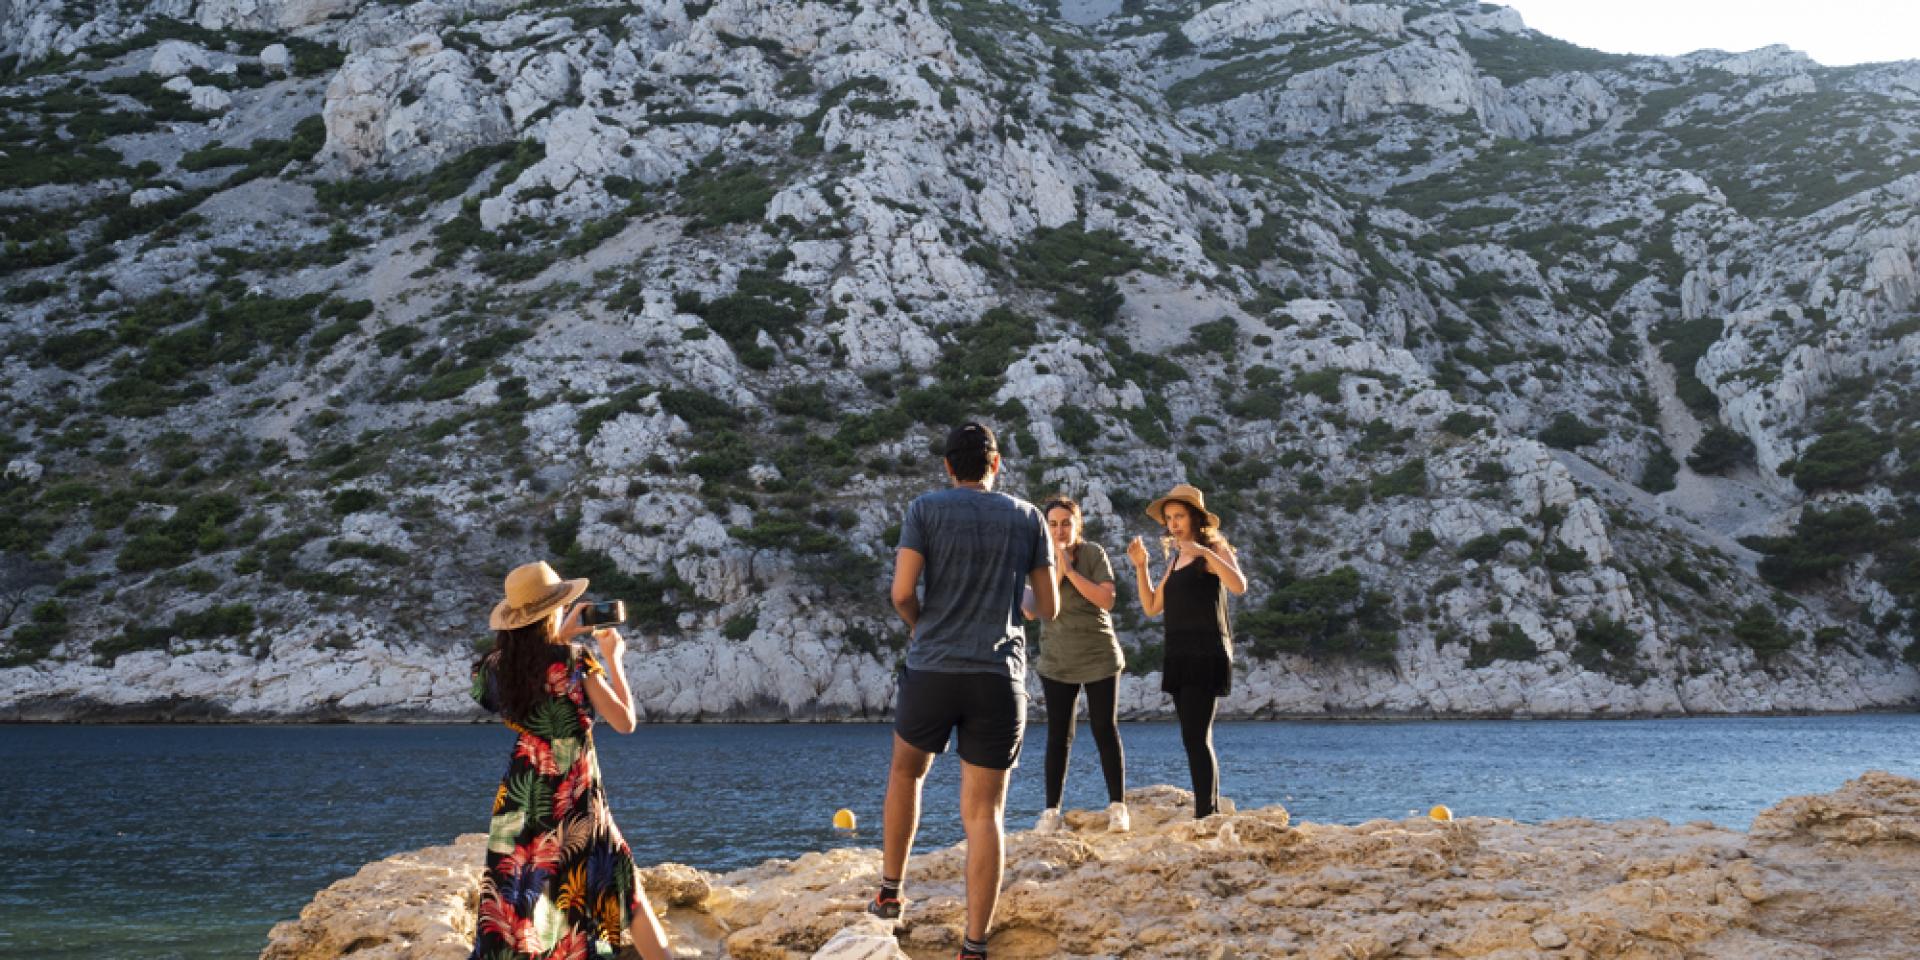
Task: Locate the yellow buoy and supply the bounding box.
[833,808,857,831]
[1428,804,1453,823]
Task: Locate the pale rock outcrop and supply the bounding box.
[586,405,690,473]
[1712,44,1818,78]
[1480,71,1618,139]
[0,613,477,720]
[318,32,512,176]
[1741,72,1818,107]
[1180,0,1405,50]
[189,84,233,113]
[4,458,41,484]
[1555,497,1614,564]
[259,42,291,72]
[1865,245,1918,310]
[502,49,574,125]
[482,107,626,227]
[194,0,365,32]
[1208,39,1484,140]
[263,774,1920,960]
[260,833,709,960]
[148,39,212,77]
[0,0,146,63]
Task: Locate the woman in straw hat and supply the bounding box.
[1125,484,1247,819]
[468,561,670,960]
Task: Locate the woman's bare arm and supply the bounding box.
[583,629,636,733]
[1201,545,1248,596]
[1127,536,1168,617]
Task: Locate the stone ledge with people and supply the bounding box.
[264,771,1920,960]
[366,419,1920,960]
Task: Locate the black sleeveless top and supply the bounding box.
[1161,559,1232,696]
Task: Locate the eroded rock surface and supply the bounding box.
[262,773,1920,960]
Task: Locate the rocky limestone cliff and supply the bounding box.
[260,771,1920,959]
[1,0,1918,720]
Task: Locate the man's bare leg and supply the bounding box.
[957,760,1012,945]
[883,734,935,886]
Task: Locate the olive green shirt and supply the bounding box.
[1034,542,1124,683]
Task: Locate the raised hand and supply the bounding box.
[556,602,591,642]
[1126,535,1149,568]
[594,627,627,663]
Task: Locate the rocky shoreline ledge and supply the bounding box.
[263,772,1920,959]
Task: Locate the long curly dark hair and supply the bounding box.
[1162,499,1232,555]
[490,617,565,724]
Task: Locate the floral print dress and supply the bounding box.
[469,645,643,960]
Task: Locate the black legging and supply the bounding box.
[1040,674,1125,809]
[1170,683,1220,818]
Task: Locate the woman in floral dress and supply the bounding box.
[470,561,670,960]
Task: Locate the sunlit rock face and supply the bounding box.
[1,0,1918,719]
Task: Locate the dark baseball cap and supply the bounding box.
[944,422,997,457]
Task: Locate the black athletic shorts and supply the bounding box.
[893,666,1027,770]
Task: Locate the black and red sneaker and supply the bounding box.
[866,891,903,920]
[957,948,987,960]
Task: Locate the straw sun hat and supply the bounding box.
[489,561,589,631]
[1145,483,1221,529]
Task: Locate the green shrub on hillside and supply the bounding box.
[114,494,243,572]
[94,603,257,664]
[1687,424,1754,474]
[1458,526,1529,562]
[1011,225,1146,329]
[1652,317,1724,418]
[1457,32,1631,85]
[677,269,810,369]
[1239,566,1400,666]
[1466,622,1538,667]
[1733,606,1796,660]
[0,144,132,189]
[679,165,775,229]
[1440,411,1490,437]
[40,328,117,370]
[1640,440,1679,492]
[1571,614,1637,675]
[1175,317,1239,357]
[2,600,70,666]
[1790,425,1891,492]
[1537,412,1604,449]
[1749,504,1888,588]
[1293,369,1343,402]
[1055,405,1100,449]
[1370,459,1427,498]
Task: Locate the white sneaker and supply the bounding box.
[1106,802,1130,833]
[1035,808,1064,833]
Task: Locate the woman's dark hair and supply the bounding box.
[1163,499,1231,554]
[1042,495,1081,519]
[492,619,559,723]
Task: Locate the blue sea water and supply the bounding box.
[3,715,1917,959]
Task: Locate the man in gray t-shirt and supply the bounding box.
[868,422,1060,960]
[897,482,1052,681]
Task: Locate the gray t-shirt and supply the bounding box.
[898,487,1052,681]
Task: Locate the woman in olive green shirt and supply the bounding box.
[1024,496,1129,833]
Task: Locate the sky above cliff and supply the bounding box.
[1497,0,1918,67]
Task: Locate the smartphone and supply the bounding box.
[578,600,627,627]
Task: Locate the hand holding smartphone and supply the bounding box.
[578,600,627,627]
